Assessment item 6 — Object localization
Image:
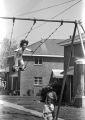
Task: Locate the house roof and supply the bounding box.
[24,39,64,56]
[58,33,85,46]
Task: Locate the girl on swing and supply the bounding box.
[12,39,33,72]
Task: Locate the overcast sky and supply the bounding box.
[0,0,84,46]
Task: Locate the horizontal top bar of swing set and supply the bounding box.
[0,16,76,24]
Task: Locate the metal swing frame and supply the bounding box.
[0,16,85,120]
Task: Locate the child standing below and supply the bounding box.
[43,98,54,120]
[12,39,33,72]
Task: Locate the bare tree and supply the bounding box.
[0,38,18,68]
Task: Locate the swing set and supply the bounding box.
[0,16,85,120]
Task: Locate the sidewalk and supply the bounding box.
[0,100,63,120]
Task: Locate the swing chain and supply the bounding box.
[13,17,15,25]
[25,18,36,40]
[33,18,36,25]
[60,20,63,26]
[9,17,16,54]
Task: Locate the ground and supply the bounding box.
[0,96,85,120]
[0,105,42,120]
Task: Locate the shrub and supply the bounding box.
[27,89,31,96]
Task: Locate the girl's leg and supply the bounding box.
[19,58,25,70]
[15,58,19,67]
[47,116,53,120]
[12,57,19,72]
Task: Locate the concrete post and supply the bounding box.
[74,58,85,107]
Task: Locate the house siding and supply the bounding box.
[64,39,85,105]
[20,56,63,96]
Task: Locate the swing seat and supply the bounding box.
[12,64,26,72]
[19,67,25,71]
[12,66,19,72]
[12,66,25,72]
[19,64,26,71]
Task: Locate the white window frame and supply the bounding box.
[34,77,42,85]
[34,57,43,65]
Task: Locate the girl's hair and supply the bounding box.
[20,40,29,47]
[45,96,51,104]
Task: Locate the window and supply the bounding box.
[35,57,42,65]
[34,77,42,85]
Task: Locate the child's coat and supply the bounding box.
[43,103,54,120]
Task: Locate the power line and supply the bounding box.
[4,0,81,42]
[12,0,81,40]
[16,0,77,16]
[52,0,82,19]
[33,0,82,29]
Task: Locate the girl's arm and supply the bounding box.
[25,48,33,52]
[49,104,54,112]
[43,105,48,117]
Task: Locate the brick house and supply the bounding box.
[7,39,64,96]
[59,33,85,107]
